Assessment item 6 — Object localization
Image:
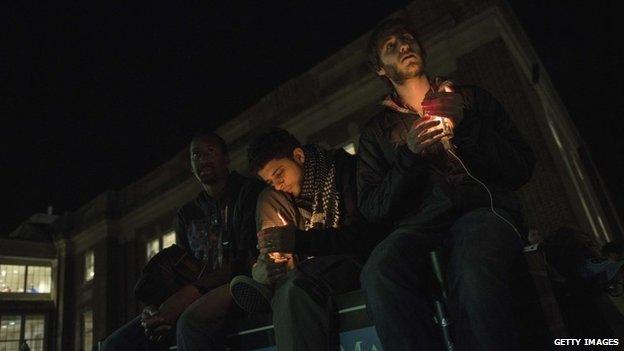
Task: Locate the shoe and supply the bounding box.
[229,275,273,314]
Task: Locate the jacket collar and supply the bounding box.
[381,76,452,114]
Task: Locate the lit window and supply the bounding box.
[26,266,51,294]
[0,265,25,293]
[82,310,93,351]
[162,231,176,249]
[146,231,177,261]
[146,238,160,261]
[0,315,21,351]
[85,251,95,282]
[0,314,46,351]
[342,142,356,155]
[24,315,45,351]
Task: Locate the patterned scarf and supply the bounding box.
[298,145,341,230]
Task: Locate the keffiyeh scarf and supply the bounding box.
[298,145,340,230]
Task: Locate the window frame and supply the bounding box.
[84,250,95,283]
[145,229,177,261]
[0,259,53,299]
[0,313,47,351]
[81,309,93,351]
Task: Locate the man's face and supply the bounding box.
[190,136,229,185]
[257,148,304,197]
[376,27,425,84]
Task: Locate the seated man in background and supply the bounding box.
[102,132,264,351]
[230,128,386,350]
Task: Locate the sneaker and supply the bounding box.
[229,275,273,314]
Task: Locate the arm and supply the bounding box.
[453,87,535,190]
[356,122,428,223]
[173,209,190,252]
[230,179,265,276]
[256,188,303,230]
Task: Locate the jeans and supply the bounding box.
[271,255,362,351]
[360,208,523,351]
[101,284,238,351]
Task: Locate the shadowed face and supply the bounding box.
[257,147,305,197]
[190,136,229,185]
[376,26,426,84]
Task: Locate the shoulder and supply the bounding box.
[257,187,293,207]
[330,148,356,173]
[361,107,395,135]
[176,191,207,220]
[231,172,265,198]
[455,84,498,109]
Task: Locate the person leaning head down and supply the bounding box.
[247,127,306,198]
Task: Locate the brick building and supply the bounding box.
[1,0,622,350]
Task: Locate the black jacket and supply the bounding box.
[357,84,535,232]
[257,149,387,262]
[175,172,264,291]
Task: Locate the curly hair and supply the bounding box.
[247,127,302,174]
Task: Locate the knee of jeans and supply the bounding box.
[100,338,114,351]
[176,306,201,336]
[360,243,402,290]
[271,276,308,312]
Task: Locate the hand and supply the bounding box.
[141,305,170,342]
[421,90,465,127]
[257,225,297,254]
[252,254,288,284]
[407,118,445,155]
[141,285,201,341]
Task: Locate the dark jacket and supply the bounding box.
[257,149,387,262]
[175,172,264,292]
[357,84,535,232]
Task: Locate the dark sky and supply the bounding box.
[2,1,622,236]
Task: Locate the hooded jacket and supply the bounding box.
[357,81,535,232]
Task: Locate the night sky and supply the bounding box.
[2,1,622,236]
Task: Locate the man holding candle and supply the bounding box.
[356,18,535,350]
[230,127,385,350]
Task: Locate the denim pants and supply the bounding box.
[271,255,362,351]
[101,284,237,351]
[360,208,523,351]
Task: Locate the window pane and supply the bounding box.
[146,238,160,260]
[0,265,26,293]
[162,231,176,249]
[26,266,51,294]
[82,310,93,351]
[0,341,20,351]
[0,315,22,342]
[24,315,45,351]
[85,251,95,282]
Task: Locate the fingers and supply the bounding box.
[258,236,279,251]
[141,315,165,329]
[416,134,445,153]
[146,324,172,341]
[417,124,445,140]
